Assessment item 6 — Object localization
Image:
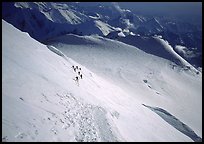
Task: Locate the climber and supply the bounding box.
[80,74,82,79]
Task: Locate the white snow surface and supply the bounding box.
[47,35,202,140]
[2,20,202,142]
[153,36,197,71]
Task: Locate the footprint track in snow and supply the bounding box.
[55,91,118,142]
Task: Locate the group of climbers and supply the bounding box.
[72,65,82,85]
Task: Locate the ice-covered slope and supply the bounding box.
[2,20,201,142]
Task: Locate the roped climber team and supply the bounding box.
[72,65,82,85]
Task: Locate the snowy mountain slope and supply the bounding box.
[2,20,200,142]
[2,2,202,68]
[107,32,201,71]
[2,19,123,142]
[2,2,122,41]
[14,2,88,24]
[2,2,105,42]
[46,33,202,139]
[153,36,196,70]
[134,17,164,34]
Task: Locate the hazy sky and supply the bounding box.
[75,2,201,17]
[75,2,202,24]
[118,2,202,17]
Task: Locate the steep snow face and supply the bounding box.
[2,19,117,142]
[2,19,128,142]
[2,20,200,142]
[47,33,202,139]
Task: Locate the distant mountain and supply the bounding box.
[2,2,202,68]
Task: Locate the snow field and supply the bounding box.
[2,19,201,142]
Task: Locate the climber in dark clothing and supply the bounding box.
[80,74,82,79]
[74,76,79,86]
[75,76,79,82]
[78,71,80,75]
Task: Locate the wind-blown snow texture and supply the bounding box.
[2,18,202,142]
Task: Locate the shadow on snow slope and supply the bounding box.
[142,104,202,142]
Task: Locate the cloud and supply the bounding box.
[111,2,123,14]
